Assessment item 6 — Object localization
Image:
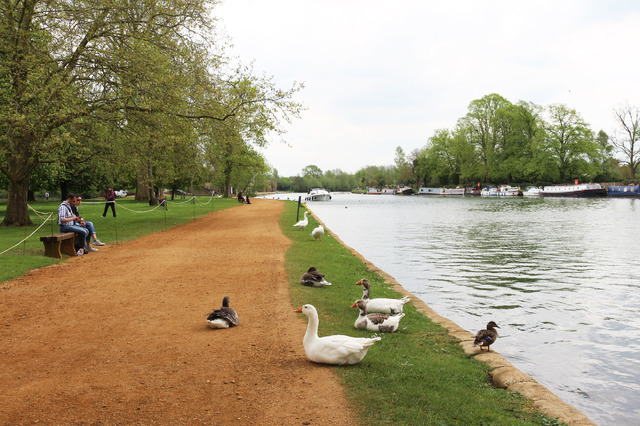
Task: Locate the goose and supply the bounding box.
[351,299,405,332]
[206,296,239,329]
[356,278,410,314]
[293,211,310,230]
[472,321,499,351]
[310,225,324,242]
[294,304,381,365]
[300,267,332,287]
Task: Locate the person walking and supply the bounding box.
[102,186,116,217]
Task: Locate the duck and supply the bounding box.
[294,304,381,365]
[351,299,405,332]
[299,267,332,287]
[293,211,309,230]
[472,321,499,351]
[206,296,239,329]
[356,278,410,314]
[310,225,324,242]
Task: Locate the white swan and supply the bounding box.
[351,300,405,332]
[293,211,309,230]
[310,225,324,241]
[294,304,381,365]
[356,278,410,314]
[206,296,239,329]
[300,267,332,287]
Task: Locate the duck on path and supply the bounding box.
[356,278,410,314]
[206,296,239,329]
[293,211,309,230]
[351,299,405,333]
[310,225,324,242]
[472,321,499,351]
[300,267,332,287]
[294,304,381,365]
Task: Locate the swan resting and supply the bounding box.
[293,211,310,230]
[472,321,499,351]
[351,299,405,332]
[206,296,239,329]
[300,267,332,287]
[356,278,410,314]
[295,304,381,365]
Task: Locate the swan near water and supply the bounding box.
[293,211,310,230]
[206,296,239,329]
[295,304,381,365]
[351,299,405,332]
[472,321,499,351]
[356,278,410,314]
[310,225,324,241]
[300,267,332,287]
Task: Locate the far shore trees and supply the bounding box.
[612,104,640,179]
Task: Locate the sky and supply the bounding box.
[214,0,640,177]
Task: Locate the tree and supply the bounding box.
[612,104,640,179]
[302,165,323,179]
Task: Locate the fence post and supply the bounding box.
[297,196,302,221]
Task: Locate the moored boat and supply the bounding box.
[523,186,542,197]
[396,186,413,195]
[417,187,443,195]
[366,187,381,194]
[480,186,498,197]
[305,188,332,201]
[540,183,606,197]
[607,184,640,197]
[381,188,396,195]
[441,187,466,196]
[497,185,523,196]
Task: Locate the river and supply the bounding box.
[261,192,640,425]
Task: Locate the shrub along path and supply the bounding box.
[0,199,356,424]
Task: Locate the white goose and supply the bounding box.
[310,225,324,242]
[293,211,310,230]
[351,299,405,332]
[356,278,410,314]
[300,267,332,287]
[206,296,239,329]
[294,304,381,365]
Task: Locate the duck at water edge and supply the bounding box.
[472,321,499,351]
[293,211,309,230]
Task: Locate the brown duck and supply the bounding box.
[472,321,499,351]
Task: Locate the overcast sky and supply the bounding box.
[214,1,640,177]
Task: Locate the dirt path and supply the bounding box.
[0,199,356,425]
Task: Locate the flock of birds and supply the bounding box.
[204,210,500,366]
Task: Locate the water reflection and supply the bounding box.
[264,192,640,424]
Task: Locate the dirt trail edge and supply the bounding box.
[1,199,356,425]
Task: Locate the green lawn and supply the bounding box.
[0,196,238,283]
[281,201,561,425]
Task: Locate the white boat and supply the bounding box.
[305,188,332,201]
[540,183,606,197]
[523,186,542,197]
[366,187,380,194]
[441,188,466,196]
[396,186,414,195]
[418,187,443,195]
[497,185,522,196]
[381,188,396,195]
[481,186,498,197]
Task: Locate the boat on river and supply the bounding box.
[540,183,606,197]
[305,188,332,201]
[417,187,443,195]
[396,186,413,195]
[381,188,396,194]
[366,187,380,194]
[497,185,523,196]
[481,186,498,197]
[441,187,466,196]
[607,184,640,197]
[523,186,542,197]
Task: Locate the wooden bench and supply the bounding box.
[40,233,77,259]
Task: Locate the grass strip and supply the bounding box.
[0,196,238,283]
[281,200,561,425]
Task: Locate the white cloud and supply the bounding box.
[216,0,640,176]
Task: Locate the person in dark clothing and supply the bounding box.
[102,186,116,217]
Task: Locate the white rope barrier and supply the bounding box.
[114,200,164,214]
[165,195,196,205]
[0,212,53,255]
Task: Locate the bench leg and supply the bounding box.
[42,240,63,259]
[60,236,77,257]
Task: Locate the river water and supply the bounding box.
[261,192,640,425]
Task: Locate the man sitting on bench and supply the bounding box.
[58,193,90,256]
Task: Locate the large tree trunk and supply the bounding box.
[3,178,33,226]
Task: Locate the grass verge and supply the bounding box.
[0,196,238,283]
[281,200,561,425]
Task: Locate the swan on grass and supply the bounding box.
[294,304,381,365]
[351,300,405,333]
[300,267,332,287]
[356,278,410,314]
[293,211,310,230]
[206,296,239,329]
[310,225,324,242]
